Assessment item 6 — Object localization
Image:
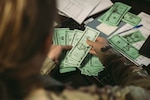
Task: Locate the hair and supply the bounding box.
[0,0,57,99]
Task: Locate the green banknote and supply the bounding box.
[98,2,131,26]
[53,30,58,45]
[59,67,76,73]
[109,34,140,60]
[59,53,76,73]
[122,12,141,26]
[64,27,100,67]
[52,27,104,76]
[79,55,104,76]
[53,28,77,73]
[71,29,84,46]
[66,30,75,45]
[122,30,145,44]
[54,28,69,45]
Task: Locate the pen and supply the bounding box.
[118,24,143,34]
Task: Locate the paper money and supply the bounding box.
[109,34,140,60]
[59,67,76,73]
[66,30,75,45]
[64,27,100,67]
[71,29,84,46]
[54,28,69,45]
[79,54,104,76]
[122,31,145,44]
[52,27,104,76]
[122,12,141,26]
[98,2,131,26]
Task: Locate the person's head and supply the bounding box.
[0,0,57,99]
[0,0,57,75]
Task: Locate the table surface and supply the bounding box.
[50,0,150,88]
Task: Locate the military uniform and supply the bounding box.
[35,48,150,100]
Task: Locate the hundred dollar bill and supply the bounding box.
[64,27,100,67]
[98,2,131,26]
[122,12,141,26]
[122,31,145,44]
[109,34,140,60]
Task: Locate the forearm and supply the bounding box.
[100,48,150,89]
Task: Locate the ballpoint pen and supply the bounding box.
[118,24,143,34]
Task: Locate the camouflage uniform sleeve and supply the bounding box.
[101,48,150,89]
[56,52,150,100]
[40,57,56,75]
[46,85,150,100]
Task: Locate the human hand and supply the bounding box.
[48,45,72,63]
[86,37,109,57]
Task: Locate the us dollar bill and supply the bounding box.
[71,29,84,46]
[66,30,75,45]
[122,12,141,26]
[64,27,100,67]
[122,30,145,44]
[109,34,140,60]
[98,2,131,26]
[54,28,69,45]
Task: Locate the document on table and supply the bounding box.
[57,0,102,24]
[58,0,113,18]
[89,0,113,16]
[108,12,150,66]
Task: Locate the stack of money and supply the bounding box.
[98,2,141,27]
[53,26,104,76]
[108,30,145,62]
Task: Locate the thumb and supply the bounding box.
[61,45,72,50]
[86,39,94,47]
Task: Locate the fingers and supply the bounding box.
[89,50,97,55]
[86,39,95,47]
[96,37,108,44]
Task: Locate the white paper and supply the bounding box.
[57,0,102,24]
[109,12,150,66]
[96,23,118,36]
[88,0,113,16]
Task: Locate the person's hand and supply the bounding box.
[48,45,72,63]
[86,37,109,57]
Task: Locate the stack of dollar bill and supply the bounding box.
[98,2,141,26]
[53,26,104,76]
[108,30,145,63]
[97,2,143,65]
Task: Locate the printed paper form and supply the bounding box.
[89,0,113,16]
[57,0,102,24]
[109,12,150,66]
